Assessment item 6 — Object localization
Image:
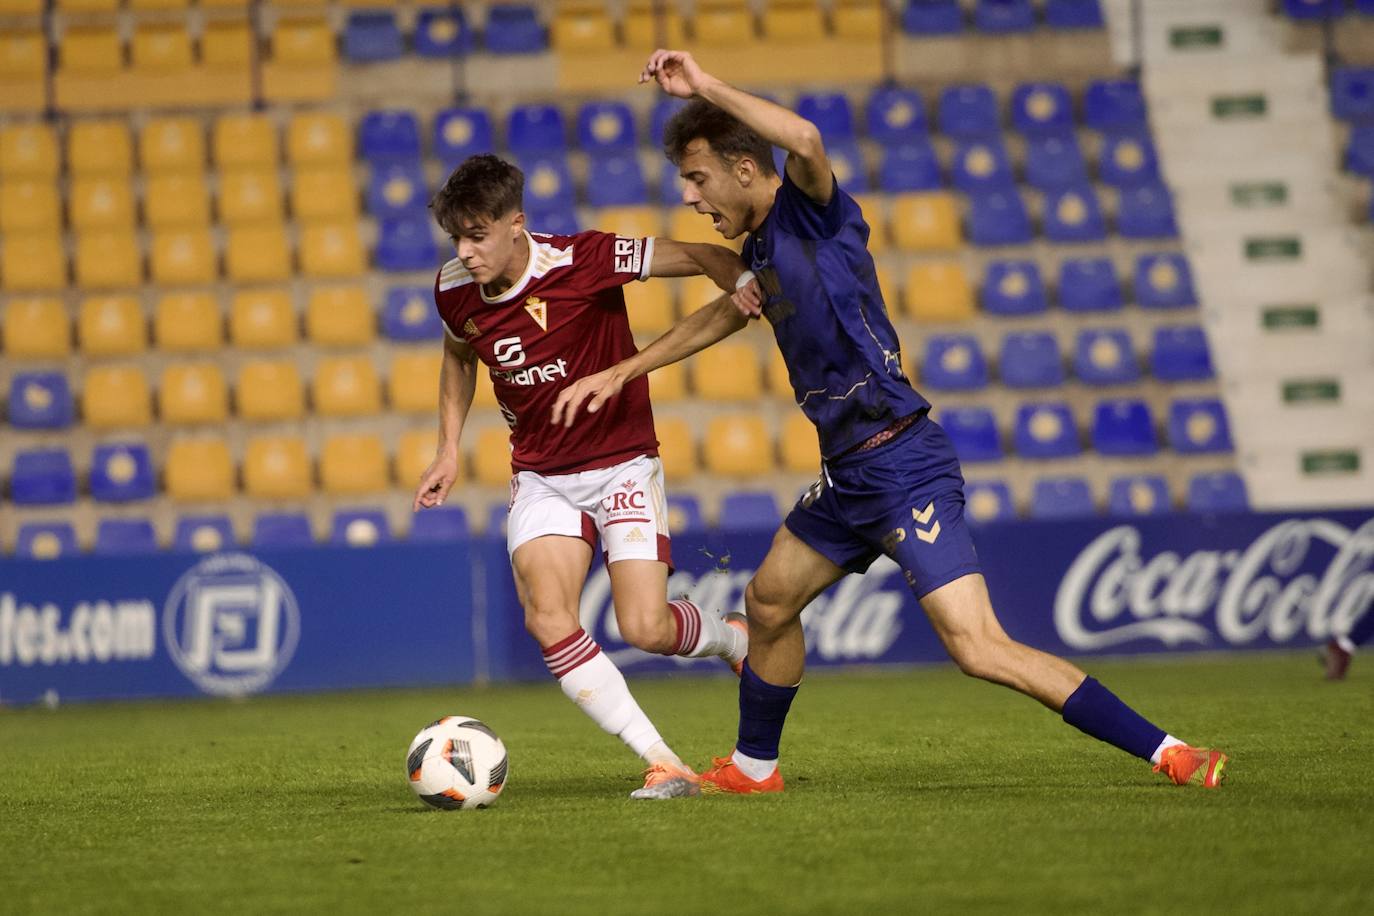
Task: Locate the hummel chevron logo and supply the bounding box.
[913,503,941,544]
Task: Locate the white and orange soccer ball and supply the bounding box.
[406,716,509,810]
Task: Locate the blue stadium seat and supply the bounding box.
[981,260,1047,316]
[1092,399,1158,456]
[941,407,1003,462]
[921,334,989,391]
[975,0,1035,32]
[1046,0,1104,28]
[718,492,782,532]
[1011,82,1074,135]
[999,331,1064,388]
[659,165,686,205]
[666,494,706,535]
[1151,326,1214,381]
[1168,399,1232,454]
[951,138,1014,191]
[359,110,423,163]
[1043,186,1106,243]
[827,140,869,194]
[15,521,79,559]
[253,512,314,548]
[520,153,575,211]
[938,84,999,138]
[528,206,579,237]
[507,103,567,155]
[1058,257,1122,312]
[1344,126,1374,175]
[577,101,637,153]
[1024,134,1087,189]
[1357,0,1374,15]
[650,97,688,145]
[1013,402,1080,459]
[879,140,943,191]
[383,286,445,341]
[1030,477,1094,519]
[94,518,157,555]
[484,4,546,54]
[967,189,1033,246]
[1331,67,1374,122]
[1098,133,1160,187]
[7,372,74,429]
[798,92,855,140]
[415,8,474,58]
[410,507,470,542]
[333,509,391,547]
[10,449,76,505]
[1187,471,1249,513]
[345,11,403,63]
[434,107,494,168]
[1074,328,1139,385]
[586,153,648,207]
[90,443,156,503]
[367,161,429,219]
[1084,79,1147,132]
[1108,475,1170,517]
[1282,0,1345,18]
[1116,185,1178,238]
[964,480,1016,523]
[1134,253,1196,309]
[377,217,442,272]
[173,515,235,552]
[902,0,964,34]
[867,86,928,145]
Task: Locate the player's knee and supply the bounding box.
[523,602,578,646]
[947,632,1010,682]
[616,608,676,655]
[744,580,795,638]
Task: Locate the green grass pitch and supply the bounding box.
[2,653,1371,915]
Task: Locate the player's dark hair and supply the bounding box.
[429,154,524,235]
[663,99,778,177]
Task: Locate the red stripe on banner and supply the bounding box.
[603,518,652,526]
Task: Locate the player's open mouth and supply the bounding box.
[709,212,724,231]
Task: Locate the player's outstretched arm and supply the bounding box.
[640,48,832,205]
[413,333,478,511]
[648,238,745,291]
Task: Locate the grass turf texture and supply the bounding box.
[2,653,1371,915]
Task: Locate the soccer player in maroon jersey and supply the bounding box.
[412,154,761,799]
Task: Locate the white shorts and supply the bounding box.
[506,454,672,568]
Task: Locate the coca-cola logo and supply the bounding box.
[1054,519,1374,651]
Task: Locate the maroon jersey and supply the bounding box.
[434,230,660,476]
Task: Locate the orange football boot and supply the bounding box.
[629,762,700,799]
[700,754,785,794]
[1152,744,1228,788]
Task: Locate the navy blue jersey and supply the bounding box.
[743,171,930,458]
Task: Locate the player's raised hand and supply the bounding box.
[551,367,626,428]
[639,49,706,99]
[412,453,460,511]
[733,274,764,319]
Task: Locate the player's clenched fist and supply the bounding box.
[733,273,765,319]
[412,452,460,511]
[639,49,710,98]
[551,367,627,428]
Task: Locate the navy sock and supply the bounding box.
[1348,609,1374,648]
[1060,676,1166,762]
[736,660,799,761]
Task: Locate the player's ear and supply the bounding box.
[509,210,525,237]
[736,156,756,187]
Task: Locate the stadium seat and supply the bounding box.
[779,413,821,473]
[131,24,193,76]
[695,1,755,46]
[1151,326,1214,381]
[1046,0,1104,29]
[202,20,252,71]
[964,480,1016,524]
[7,372,73,430]
[1134,253,1196,309]
[9,449,77,505]
[382,286,444,341]
[82,365,153,428]
[938,84,999,138]
[358,110,422,164]
[1116,185,1177,239]
[1099,134,1160,187]
[649,96,689,146]
[219,169,284,225]
[1024,135,1088,190]
[704,415,772,477]
[434,107,494,167]
[473,426,514,486]
[620,280,672,336]
[321,434,388,495]
[388,351,441,413]
[173,515,235,553]
[892,192,961,250]
[0,182,59,233]
[226,224,293,283]
[237,360,305,421]
[367,161,428,219]
[866,86,927,146]
[212,114,278,170]
[528,205,579,237]
[967,189,1033,246]
[411,507,470,542]
[763,349,791,398]
[902,0,964,34]
[345,10,403,62]
[394,427,443,487]
[77,295,144,356]
[269,16,336,71]
[291,168,359,222]
[597,206,663,240]
[942,406,1002,462]
[68,176,136,232]
[253,512,315,548]
[552,4,614,52]
[313,356,381,417]
[1051,259,1119,313]
[1345,126,1374,176]
[331,508,390,547]
[1168,399,1232,454]
[484,4,546,54]
[1084,79,1147,132]
[521,153,576,211]
[691,343,763,401]
[976,0,1035,32]
[74,231,142,289]
[763,0,826,41]
[646,360,687,402]
[286,112,352,168]
[244,435,312,499]
[377,217,441,271]
[146,176,212,228]
[577,101,637,153]
[1013,402,1080,459]
[657,417,698,481]
[798,92,856,141]
[853,193,888,252]
[305,287,373,347]
[1043,186,1106,243]
[1074,328,1139,385]
[587,154,649,208]
[717,491,782,532]
[1331,67,1374,123]
[0,124,57,180]
[2,296,68,356]
[415,7,473,58]
[999,332,1064,388]
[1011,83,1074,136]
[1,232,66,292]
[981,260,1047,316]
[67,121,132,176]
[1030,477,1094,519]
[1187,471,1248,513]
[904,261,975,322]
[229,289,297,349]
[90,443,156,503]
[952,139,1014,192]
[879,140,943,192]
[665,494,706,535]
[1282,0,1344,19]
[508,103,567,155]
[154,292,221,351]
[15,522,80,560]
[94,519,158,555]
[1091,399,1158,456]
[299,222,365,278]
[921,335,988,391]
[827,141,869,194]
[1107,475,1170,517]
[160,362,229,425]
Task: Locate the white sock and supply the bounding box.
[731,747,778,781]
[1149,734,1187,766]
[1337,635,1356,654]
[543,628,667,760]
[641,740,685,768]
[669,599,746,663]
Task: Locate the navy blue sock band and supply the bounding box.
[1060,676,1167,762]
[735,660,799,761]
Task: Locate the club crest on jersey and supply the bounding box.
[524,296,548,332]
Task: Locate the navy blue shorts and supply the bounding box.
[785,415,982,599]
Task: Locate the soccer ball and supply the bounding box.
[406,716,509,810]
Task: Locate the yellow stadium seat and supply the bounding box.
[226,224,292,283]
[623,1,687,48]
[58,0,117,11]
[767,348,792,397]
[229,288,297,349]
[892,192,962,252]
[75,231,142,289]
[271,18,335,66]
[678,274,727,313]
[472,427,513,487]
[552,9,615,52]
[131,25,193,73]
[669,208,727,246]
[59,28,121,76]
[0,181,60,232]
[472,370,497,410]
[779,412,820,473]
[145,175,211,228]
[287,112,351,167]
[762,0,824,41]
[647,361,686,403]
[0,0,43,14]
[1,233,65,291]
[305,286,373,346]
[67,120,133,176]
[166,439,235,502]
[244,435,312,500]
[320,434,388,495]
[290,167,359,221]
[695,5,755,45]
[159,362,229,425]
[154,292,222,352]
[149,228,216,287]
[904,261,975,322]
[834,0,883,39]
[130,0,190,10]
[852,192,887,254]
[202,0,249,7]
[82,364,152,428]
[876,264,899,310]
[388,350,440,413]
[691,343,763,401]
[704,414,771,477]
[299,221,364,278]
[596,206,663,240]
[0,29,45,78]
[78,295,145,356]
[218,168,284,225]
[202,21,253,68]
[395,428,442,489]
[0,124,57,179]
[656,417,697,481]
[2,296,68,357]
[237,359,304,421]
[139,118,204,175]
[625,282,676,335]
[69,176,136,231]
[212,114,278,170]
[313,356,381,417]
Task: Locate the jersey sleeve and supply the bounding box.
[770,169,847,240]
[433,271,468,343]
[573,230,655,292]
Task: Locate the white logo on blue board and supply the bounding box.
[162,553,300,696]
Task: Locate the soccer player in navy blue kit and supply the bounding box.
[555,49,1229,791]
